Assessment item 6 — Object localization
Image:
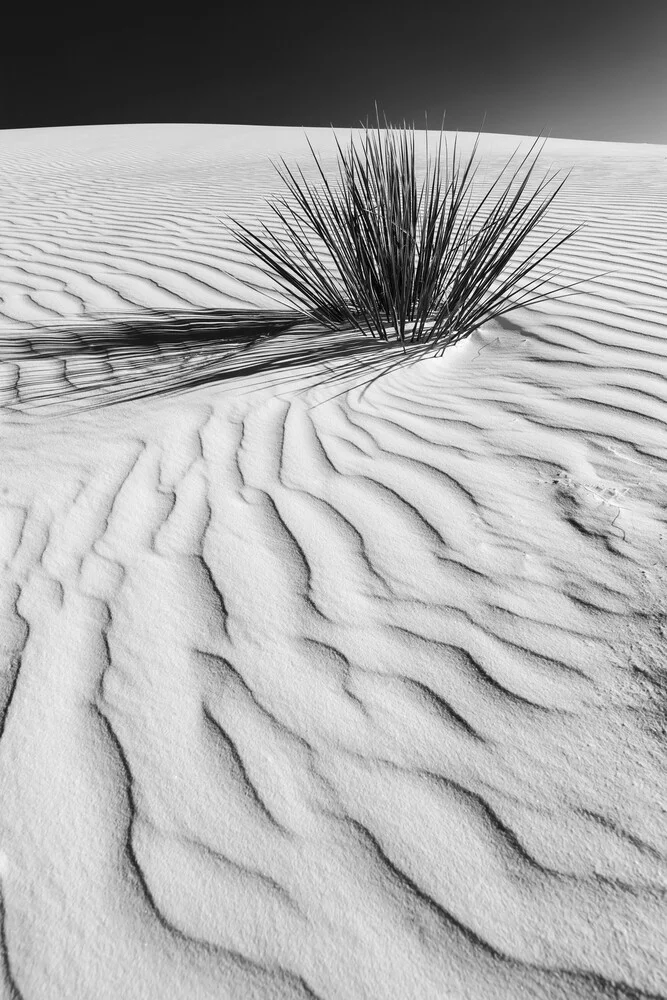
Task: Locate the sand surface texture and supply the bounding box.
[0,124,666,999]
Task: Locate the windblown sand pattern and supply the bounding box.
[0,124,666,999]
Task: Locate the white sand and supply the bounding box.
[0,123,666,999]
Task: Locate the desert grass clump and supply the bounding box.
[224,108,583,356]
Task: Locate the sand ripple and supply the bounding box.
[0,124,666,999]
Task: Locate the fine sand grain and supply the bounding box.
[0,123,666,999]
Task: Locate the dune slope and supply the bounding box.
[0,124,666,1000]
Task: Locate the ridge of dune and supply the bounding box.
[0,123,666,1000]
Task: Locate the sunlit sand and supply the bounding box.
[0,123,665,999]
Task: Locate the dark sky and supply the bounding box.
[3,2,666,142]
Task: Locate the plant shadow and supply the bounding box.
[0,306,436,414]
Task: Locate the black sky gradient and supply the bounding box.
[3,2,667,142]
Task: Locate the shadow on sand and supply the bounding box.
[0,307,437,414]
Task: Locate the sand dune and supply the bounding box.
[0,123,666,999]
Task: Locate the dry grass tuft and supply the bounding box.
[223,106,586,358]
